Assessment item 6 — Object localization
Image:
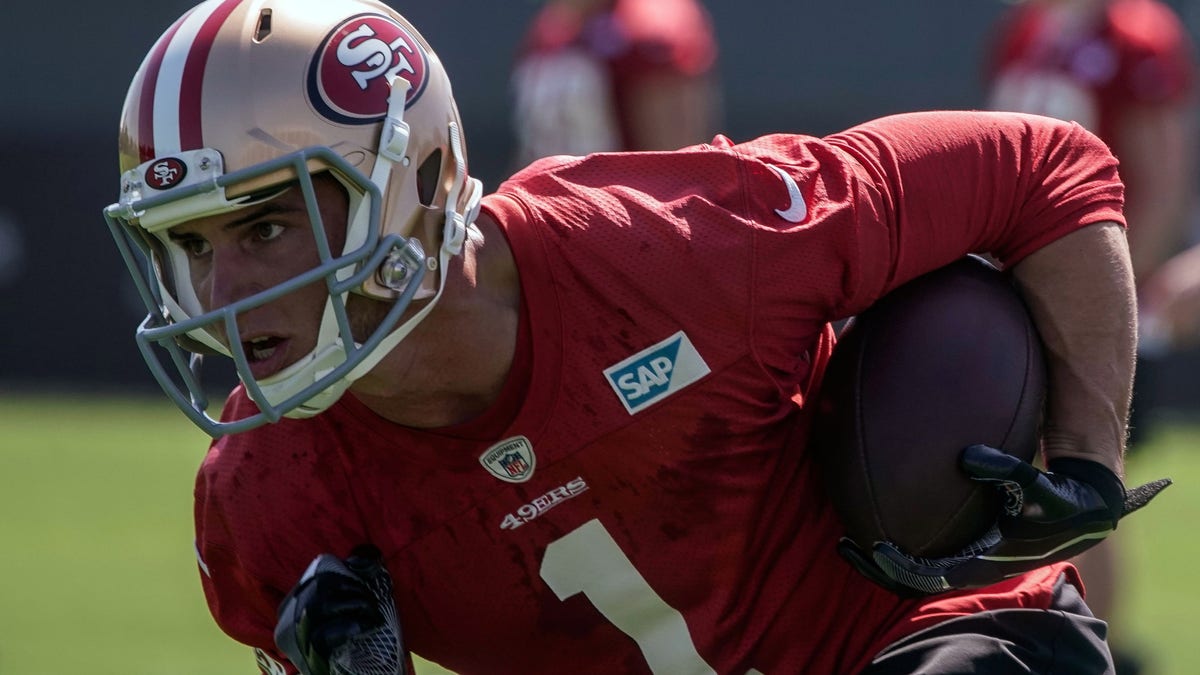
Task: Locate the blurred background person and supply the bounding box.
[983,1,1200,673]
[509,0,721,166]
[986,0,1197,294]
[1141,237,1200,347]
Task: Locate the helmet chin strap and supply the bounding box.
[258,76,482,419]
[341,117,483,384]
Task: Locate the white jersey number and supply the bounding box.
[541,519,764,675]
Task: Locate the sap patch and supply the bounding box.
[604,331,710,414]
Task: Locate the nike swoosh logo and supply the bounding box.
[768,164,807,223]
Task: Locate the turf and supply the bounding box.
[0,394,245,674]
[0,393,1193,674]
[1114,419,1200,675]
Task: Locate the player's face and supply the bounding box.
[167,174,349,379]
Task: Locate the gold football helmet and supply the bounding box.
[104,0,482,436]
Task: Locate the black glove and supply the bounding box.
[840,444,1172,596]
[274,544,407,675]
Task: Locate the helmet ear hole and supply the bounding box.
[254,9,273,42]
[415,149,443,206]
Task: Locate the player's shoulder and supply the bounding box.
[497,143,739,202]
[492,134,844,232]
[194,393,370,573]
[505,153,588,184]
[198,388,345,490]
[834,111,1102,157]
[501,134,822,184]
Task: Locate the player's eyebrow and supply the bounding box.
[222,202,296,231]
[167,200,301,241]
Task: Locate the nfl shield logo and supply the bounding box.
[479,436,536,483]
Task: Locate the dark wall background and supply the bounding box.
[3,0,1198,414]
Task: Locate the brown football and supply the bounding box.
[812,256,1045,557]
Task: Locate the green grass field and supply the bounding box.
[0,393,1195,674]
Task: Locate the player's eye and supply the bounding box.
[252,222,286,242]
[175,235,211,258]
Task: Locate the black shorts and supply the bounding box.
[862,573,1113,674]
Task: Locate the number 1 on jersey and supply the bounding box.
[540,519,717,674]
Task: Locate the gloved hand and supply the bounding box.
[274,544,407,675]
[840,444,1172,595]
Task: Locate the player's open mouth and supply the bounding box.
[243,336,289,379]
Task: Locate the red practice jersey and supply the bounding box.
[196,111,1124,674]
[511,0,717,161]
[987,0,1196,141]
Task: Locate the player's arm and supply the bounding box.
[828,113,1171,594]
[839,222,1167,595]
[817,110,1131,317]
[827,112,1134,458]
[1011,221,1133,476]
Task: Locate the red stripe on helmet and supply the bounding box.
[137,15,191,163]
[178,0,245,152]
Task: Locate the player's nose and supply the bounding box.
[202,244,266,312]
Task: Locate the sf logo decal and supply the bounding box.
[144,157,187,190]
[310,14,430,124]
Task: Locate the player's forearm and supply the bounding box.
[1011,221,1135,477]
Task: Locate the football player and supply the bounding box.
[510,0,720,165]
[1141,240,1200,347]
[105,0,1167,673]
[986,0,1197,284]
